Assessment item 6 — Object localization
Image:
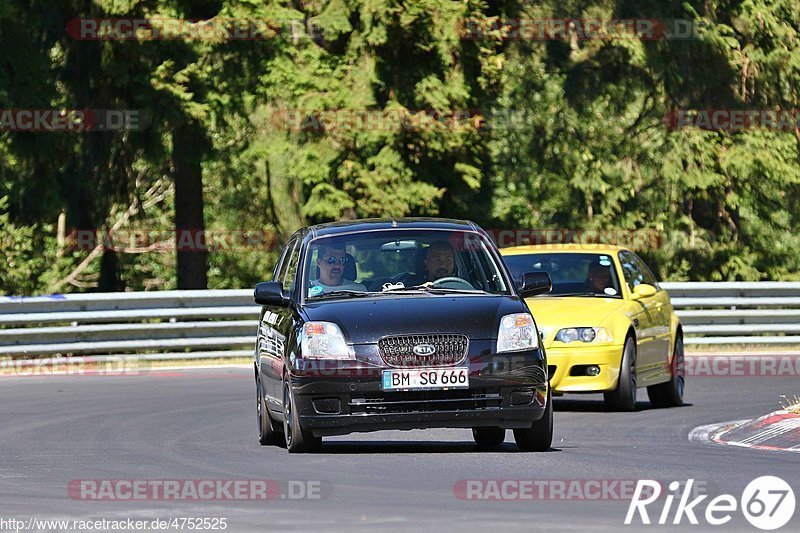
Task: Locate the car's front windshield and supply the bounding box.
[503,252,623,298]
[304,229,511,300]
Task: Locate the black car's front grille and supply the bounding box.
[378,334,468,367]
[349,389,501,415]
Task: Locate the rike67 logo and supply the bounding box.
[626,477,795,530]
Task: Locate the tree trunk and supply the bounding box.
[99,249,123,291]
[172,124,208,289]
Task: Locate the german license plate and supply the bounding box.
[381,367,469,391]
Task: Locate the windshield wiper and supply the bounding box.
[381,284,487,295]
[308,290,376,300]
[426,287,488,294]
[548,292,610,297]
[381,284,430,293]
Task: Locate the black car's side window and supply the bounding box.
[273,239,294,283]
[282,239,301,294]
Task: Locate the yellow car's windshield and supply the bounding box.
[503,252,623,298]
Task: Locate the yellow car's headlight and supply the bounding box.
[555,327,613,344]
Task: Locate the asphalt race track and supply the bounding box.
[1,367,798,532]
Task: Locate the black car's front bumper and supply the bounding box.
[288,345,548,437]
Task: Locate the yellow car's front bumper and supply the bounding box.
[546,343,624,393]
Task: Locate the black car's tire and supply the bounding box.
[513,392,553,452]
[257,373,279,446]
[283,379,322,453]
[472,427,506,448]
[647,335,685,408]
[604,336,637,411]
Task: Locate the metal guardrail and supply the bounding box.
[1,283,799,360]
[662,282,800,345]
[0,290,257,359]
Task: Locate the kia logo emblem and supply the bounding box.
[412,343,436,357]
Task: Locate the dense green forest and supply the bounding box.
[2,0,799,295]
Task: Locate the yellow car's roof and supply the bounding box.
[500,244,628,255]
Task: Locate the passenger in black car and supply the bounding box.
[309,243,367,295]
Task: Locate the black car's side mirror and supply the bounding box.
[518,271,552,298]
[254,281,289,307]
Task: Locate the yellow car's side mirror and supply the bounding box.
[630,283,657,300]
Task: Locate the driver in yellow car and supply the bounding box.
[585,260,613,294]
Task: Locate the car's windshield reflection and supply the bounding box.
[503,252,623,298]
[304,230,510,300]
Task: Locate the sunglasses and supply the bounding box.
[321,255,349,265]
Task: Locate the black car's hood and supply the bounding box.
[301,294,527,344]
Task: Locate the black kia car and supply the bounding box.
[253,218,552,452]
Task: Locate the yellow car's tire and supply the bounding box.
[647,335,685,408]
[604,337,637,411]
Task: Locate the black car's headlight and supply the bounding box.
[554,327,613,344]
[301,322,354,360]
[497,313,539,353]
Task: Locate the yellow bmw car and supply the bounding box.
[501,245,684,411]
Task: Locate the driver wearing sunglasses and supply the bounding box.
[309,243,367,295]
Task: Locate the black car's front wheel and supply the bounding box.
[472,427,505,448]
[256,372,278,446]
[282,378,322,453]
[513,391,553,452]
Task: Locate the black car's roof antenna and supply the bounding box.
[389,217,398,227]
